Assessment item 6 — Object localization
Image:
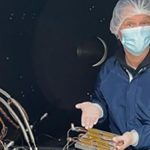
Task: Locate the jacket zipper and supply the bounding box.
[125,69,133,82]
[125,67,147,82]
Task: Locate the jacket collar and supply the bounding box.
[116,45,150,76]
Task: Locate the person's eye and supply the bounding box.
[140,22,150,26]
[126,23,135,28]
[121,22,136,29]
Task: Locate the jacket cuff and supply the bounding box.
[131,129,139,147]
[92,103,104,118]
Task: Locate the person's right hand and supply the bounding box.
[75,102,102,129]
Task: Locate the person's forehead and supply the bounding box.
[124,14,150,22]
[120,4,150,24]
[118,14,150,33]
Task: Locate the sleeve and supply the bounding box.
[91,68,108,123]
[129,130,139,147]
[133,94,150,149]
[92,103,104,118]
[91,57,116,124]
[134,125,150,149]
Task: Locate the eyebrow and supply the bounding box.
[141,17,150,21]
[126,16,150,21]
[124,17,150,23]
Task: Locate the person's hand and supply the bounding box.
[75,102,102,129]
[113,131,138,150]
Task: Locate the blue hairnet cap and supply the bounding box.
[110,0,150,35]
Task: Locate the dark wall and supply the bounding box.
[0,0,118,143]
[32,0,118,139]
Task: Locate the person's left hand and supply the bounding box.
[112,131,136,150]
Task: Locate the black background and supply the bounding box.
[0,0,118,145]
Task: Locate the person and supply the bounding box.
[75,0,150,149]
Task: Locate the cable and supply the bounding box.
[0,117,8,141]
[0,88,37,149]
[0,97,32,149]
[62,123,87,150]
[0,107,19,129]
[0,140,5,150]
[10,98,37,149]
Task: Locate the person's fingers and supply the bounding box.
[113,136,124,144]
[88,118,95,128]
[76,102,90,110]
[81,113,86,127]
[88,117,97,128]
[84,116,91,129]
[113,136,125,150]
[93,117,99,125]
[116,144,127,150]
[75,103,83,109]
[81,112,90,127]
[76,102,100,128]
[82,115,95,129]
[81,114,99,128]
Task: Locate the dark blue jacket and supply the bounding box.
[92,56,150,150]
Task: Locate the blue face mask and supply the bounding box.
[120,26,150,56]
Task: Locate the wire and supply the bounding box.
[62,123,87,150]
[0,97,32,149]
[0,117,8,141]
[0,88,38,149]
[0,140,5,150]
[10,98,37,149]
[0,107,19,129]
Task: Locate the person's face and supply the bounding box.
[117,14,150,39]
